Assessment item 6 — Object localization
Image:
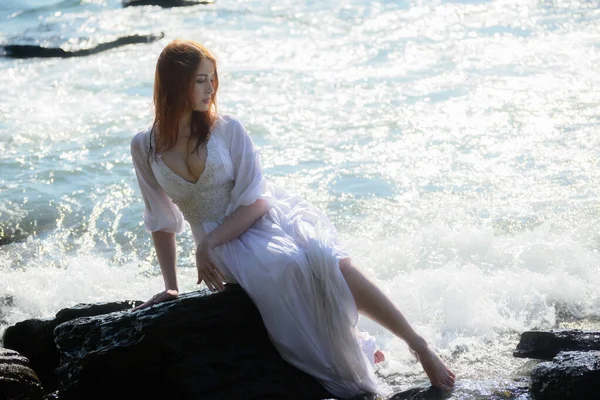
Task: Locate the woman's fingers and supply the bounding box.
[204,272,217,291]
[204,267,223,291]
[196,262,224,292]
[132,294,158,311]
[131,290,178,312]
[210,266,225,291]
[197,267,214,291]
[132,300,152,311]
[195,248,224,292]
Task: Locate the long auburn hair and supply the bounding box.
[152,39,219,155]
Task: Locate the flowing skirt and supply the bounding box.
[197,183,384,398]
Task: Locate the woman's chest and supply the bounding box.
[159,141,208,185]
[152,134,234,198]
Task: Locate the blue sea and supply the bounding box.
[1,0,599,397]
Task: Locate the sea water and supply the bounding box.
[1,0,599,396]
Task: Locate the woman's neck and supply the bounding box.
[178,112,192,137]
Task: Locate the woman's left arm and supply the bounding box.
[194,198,268,291]
[201,198,268,250]
[195,116,272,291]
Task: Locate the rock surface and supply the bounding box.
[2,300,141,393]
[0,348,44,400]
[11,288,599,399]
[123,0,214,7]
[513,329,600,360]
[530,350,600,400]
[2,284,341,400]
[55,285,334,400]
[1,33,164,59]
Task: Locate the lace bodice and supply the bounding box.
[151,134,234,224]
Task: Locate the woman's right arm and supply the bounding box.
[131,231,180,311]
[130,130,185,311]
[153,230,178,292]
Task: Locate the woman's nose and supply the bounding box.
[206,81,215,94]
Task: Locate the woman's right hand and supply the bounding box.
[131,289,179,311]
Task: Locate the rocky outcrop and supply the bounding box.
[16,287,600,399]
[513,329,600,400]
[0,348,44,400]
[122,0,214,7]
[513,329,600,360]
[530,351,600,400]
[1,284,342,400]
[1,33,164,59]
[0,230,28,246]
[2,300,141,393]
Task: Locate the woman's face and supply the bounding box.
[192,59,216,112]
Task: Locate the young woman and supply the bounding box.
[130,39,456,398]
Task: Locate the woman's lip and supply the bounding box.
[202,99,210,104]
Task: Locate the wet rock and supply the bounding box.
[2,285,333,400]
[43,391,60,400]
[530,351,600,400]
[0,230,28,246]
[387,379,530,400]
[123,0,214,7]
[2,300,142,393]
[513,330,600,360]
[1,33,164,59]
[0,348,44,400]
[389,385,446,399]
[53,285,332,400]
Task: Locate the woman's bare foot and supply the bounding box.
[410,342,456,392]
[374,349,385,364]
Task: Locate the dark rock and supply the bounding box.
[43,391,60,400]
[530,351,600,400]
[513,330,600,360]
[2,300,142,393]
[1,33,164,59]
[389,385,446,399]
[0,230,28,246]
[388,381,529,400]
[3,284,333,399]
[52,284,332,400]
[0,348,44,400]
[123,0,214,7]
[10,282,547,399]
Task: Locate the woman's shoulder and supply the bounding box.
[130,125,153,155]
[216,113,245,130]
[214,113,249,141]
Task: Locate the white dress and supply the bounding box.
[130,114,384,398]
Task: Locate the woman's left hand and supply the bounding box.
[195,239,225,292]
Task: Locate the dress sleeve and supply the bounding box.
[223,116,274,216]
[130,130,185,234]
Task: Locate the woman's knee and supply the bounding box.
[339,257,353,276]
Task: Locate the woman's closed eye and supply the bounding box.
[196,75,215,84]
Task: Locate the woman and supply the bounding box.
[130,39,456,398]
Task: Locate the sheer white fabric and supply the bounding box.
[130,130,185,233]
[130,114,385,398]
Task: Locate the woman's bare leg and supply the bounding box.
[339,258,456,391]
